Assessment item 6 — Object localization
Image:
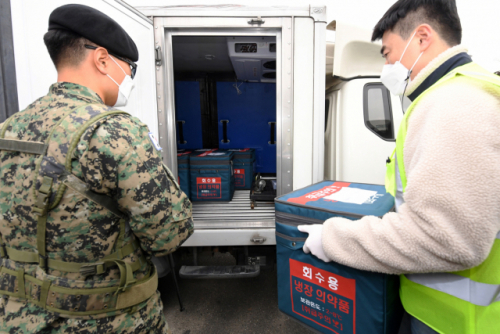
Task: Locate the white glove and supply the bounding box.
[297,224,331,263]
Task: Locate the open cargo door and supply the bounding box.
[331,20,385,79]
[10,0,159,139]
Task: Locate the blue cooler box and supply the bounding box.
[177,150,192,199]
[189,149,235,201]
[275,181,403,334]
[228,149,255,190]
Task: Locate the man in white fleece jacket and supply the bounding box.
[298,1,500,333]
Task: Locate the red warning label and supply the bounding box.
[287,182,351,205]
[234,168,245,187]
[196,177,222,199]
[290,259,356,334]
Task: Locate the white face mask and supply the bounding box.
[107,56,135,107]
[381,30,424,96]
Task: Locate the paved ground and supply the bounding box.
[158,249,410,334]
[158,249,315,334]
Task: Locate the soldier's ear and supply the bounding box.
[92,47,111,76]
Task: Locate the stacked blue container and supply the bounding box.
[177,149,192,199]
[189,149,235,201]
[275,181,403,334]
[228,148,255,190]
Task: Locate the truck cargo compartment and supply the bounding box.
[172,35,277,228]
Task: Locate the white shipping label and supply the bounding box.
[324,187,378,205]
[207,153,225,156]
[148,132,162,151]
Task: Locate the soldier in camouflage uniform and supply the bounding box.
[0,4,193,333]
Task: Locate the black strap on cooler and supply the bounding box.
[221,120,230,143]
[177,120,187,144]
[269,122,276,145]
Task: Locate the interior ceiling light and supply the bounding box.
[205,54,216,60]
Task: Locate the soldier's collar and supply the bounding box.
[49,82,104,105]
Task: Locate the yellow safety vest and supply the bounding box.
[385,62,500,334]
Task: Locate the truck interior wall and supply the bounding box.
[174,80,276,173]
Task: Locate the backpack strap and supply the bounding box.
[0,107,156,315]
[0,106,132,272]
[34,109,128,271]
[0,139,45,154]
[3,238,144,274]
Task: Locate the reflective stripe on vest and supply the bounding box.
[406,271,500,307]
[385,62,500,334]
[406,232,500,307]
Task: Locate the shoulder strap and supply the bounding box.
[61,173,126,219]
[32,107,128,271]
[50,109,129,208]
[0,105,134,274]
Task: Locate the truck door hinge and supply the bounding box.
[248,16,265,25]
[155,46,162,66]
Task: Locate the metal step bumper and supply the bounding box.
[179,265,260,279]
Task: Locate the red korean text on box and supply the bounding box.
[196,177,222,199]
[234,169,245,187]
[289,258,356,334]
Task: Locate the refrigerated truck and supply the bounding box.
[3,1,404,277]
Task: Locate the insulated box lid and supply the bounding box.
[177,149,192,164]
[190,149,234,166]
[275,181,394,220]
[228,148,255,161]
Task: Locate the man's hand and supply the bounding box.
[297,224,331,263]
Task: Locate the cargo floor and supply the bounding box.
[191,190,275,229]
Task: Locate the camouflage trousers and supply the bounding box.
[0,291,171,334]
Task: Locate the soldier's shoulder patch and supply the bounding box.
[148,132,162,151]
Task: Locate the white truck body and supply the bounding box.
[7,1,412,250]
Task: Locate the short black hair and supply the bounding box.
[43,29,93,70]
[371,0,462,46]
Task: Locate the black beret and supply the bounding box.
[48,4,138,62]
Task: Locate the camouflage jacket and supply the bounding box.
[0,82,193,333]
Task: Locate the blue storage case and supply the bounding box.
[177,149,192,199]
[275,181,403,334]
[189,150,235,201]
[228,149,255,189]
